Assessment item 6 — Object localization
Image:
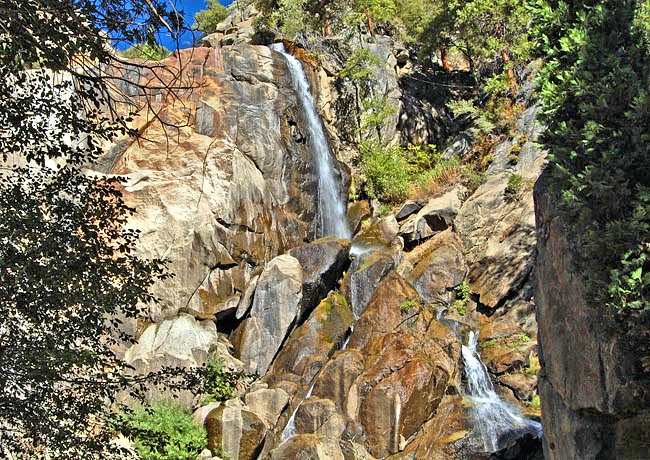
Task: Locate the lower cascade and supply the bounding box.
[462,331,543,452]
[270,43,351,239]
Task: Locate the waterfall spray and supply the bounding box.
[462,331,542,452]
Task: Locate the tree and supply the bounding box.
[193,0,230,35]
[0,0,197,457]
[533,0,650,310]
[121,43,171,61]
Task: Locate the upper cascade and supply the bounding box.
[270,43,351,240]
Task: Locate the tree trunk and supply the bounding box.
[323,3,331,36]
[441,46,450,71]
[366,7,376,37]
[501,50,518,93]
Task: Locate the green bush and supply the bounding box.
[121,43,171,61]
[504,173,525,201]
[400,299,419,314]
[118,401,207,460]
[203,357,238,402]
[194,0,230,34]
[533,1,650,311]
[360,141,410,203]
[338,47,380,83]
[452,281,471,316]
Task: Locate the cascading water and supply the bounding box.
[270,43,351,239]
[280,383,315,441]
[462,331,542,452]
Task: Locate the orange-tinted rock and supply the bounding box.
[346,271,420,351]
[294,398,346,438]
[347,200,371,235]
[102,45,321,323]
[311,350,365,411]
[205,404,267,460]
[357,324,460,458]
[481,345,526,374]
[269,434,345,460]
[341,250,395,320]
[387,395,477,460]
[270,291,353,386]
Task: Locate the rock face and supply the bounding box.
[124,314,220,373]
[234,254,303,375]
[103,44,321,330]
[206,402,267,460]
[534,170,650,459]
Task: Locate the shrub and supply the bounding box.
[400,299,419,314]
[121,43,171,61]
[360,141,410,203]
[452,281,471,316]
[203,357,238,402]
[193,0,229,34]
[533,2,650,311]
[504,173,525,201]
[118,400,207,460]
[338,47,380,83]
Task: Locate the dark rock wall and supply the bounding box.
[534,170,650,459]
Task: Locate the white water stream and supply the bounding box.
[280,382,315,441]
[270,43,351,239]
[462,331,542,452]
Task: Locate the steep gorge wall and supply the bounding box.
[534,171,650,459]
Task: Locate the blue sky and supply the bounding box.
[166,0,233,49]
[119,0,233,50]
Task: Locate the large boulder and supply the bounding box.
[244,388,290,428]
[405,235,467,305]
[270,291,353,386]
[289,238,351,322]
[341,250,395,320]
[234,254,303,375]
[124,314,219,373]
[205,402,267,460]
[398,186,465,246]
[294,398,346,438]
[269,434,345,460]
[356,322,460,458]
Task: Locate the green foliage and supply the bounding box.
[202,357,238,402]
[447,99,495,135]
[530,394,541,408]
[338,47,380,83]
[0,1,194,456]
[376,203,391,217]
[481,339,498,349]
[533,1,650,311]
[504,173,525,201]
[360,141,411,202]
[118,401,207,460]
[400,298,419,313]
[121,42,171,60]
[525,354,541,376]
[194,0,230,34]
[452,281,471,316]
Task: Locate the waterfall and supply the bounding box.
[462,331,542,452]
[280,383,315,442]
[270,43,351,239]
